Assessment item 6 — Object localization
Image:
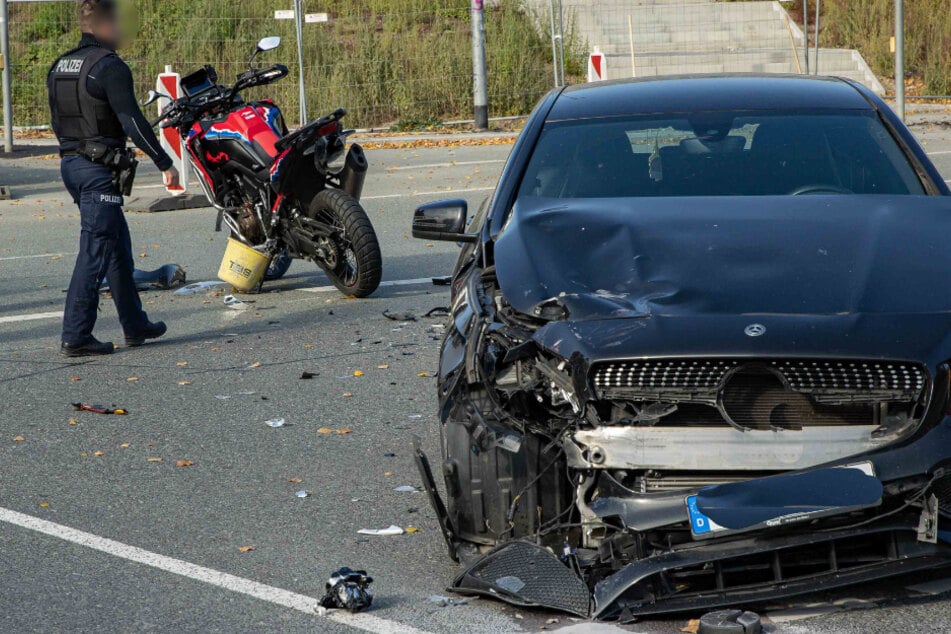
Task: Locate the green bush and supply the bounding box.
[8,0,554,127]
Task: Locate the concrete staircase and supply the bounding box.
[535,0,884,93]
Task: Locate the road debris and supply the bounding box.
[238,545,255,553]
[13,436,25,442]
[424,307,451,318]
[295,490,310,498]
[176,460,195,468]
[698,610,761,634]
[318,568,374,613]
[224,294,252,310]
[357,525,404,536]
[300,371,318,379]
[383,309,417,322]
[265,418,287,428]
[428,595,468,607]
[432,276,452,286]
[394,485,422,493]
[71,403,128,415]
[173,280,227,295]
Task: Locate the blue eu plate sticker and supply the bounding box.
[686,495,723,536]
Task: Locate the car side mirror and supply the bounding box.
[412,199,475,243]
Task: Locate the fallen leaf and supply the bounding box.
[418,372,430,377]
[288,477,303,483]
[13,436,24,442]
[93,450,105,457]
[249,361,262,369]
[681,619,700,634]
[336,428,351,435]
[317,427,334,434]
[179,380,191,386]
[384,471,394,477]
[120,443,130,448]
[377,364,389,370]
[68,418,78,426]
[176,460,194,468]
[127,377,139,382]
[342,392,353,398]
[353,370,364,377]
[304,343,314,349]
[238,545,255,553]
[405,526,419,534]
[147,457,162,463]
[80,452,88,457]
[39,502,50,508]
[210,347,220,352]
[69,376,81,382]
[139,252,148,258]
[176,361,188,367]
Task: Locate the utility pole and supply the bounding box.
[894,0,905,121]
[801,0,809,75]
[1,0,13,153]
[813,0,821,75]
[471,0,488,130]
[294,0,307,125]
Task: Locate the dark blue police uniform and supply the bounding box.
[48,33,173,355]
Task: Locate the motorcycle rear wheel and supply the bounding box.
[306,189,382,297]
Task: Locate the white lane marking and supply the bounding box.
[299,277,437,294]
[0,253,71,262]
[928,150,951,156]
[0,507,432,634]
[384,159,506,172]
[362,186,494,201]
[0,311,63,325]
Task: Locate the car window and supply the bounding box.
[518,110,925,198]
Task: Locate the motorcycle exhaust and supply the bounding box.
[338,144,368,201]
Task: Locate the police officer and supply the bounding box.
[49,0,179,357]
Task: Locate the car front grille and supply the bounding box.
[592,358,927,403]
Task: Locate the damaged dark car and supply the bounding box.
[411,75,951,621]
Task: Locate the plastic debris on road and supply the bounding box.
[300,371,318,380]
[318,567,374,613]
[295,490,310,498]
[383,309,417,322]
[71,403,127,415]
[265,418,287,428]
[394,485,422,493]
[224,294,252,310]
[428,595,468,607]
[173,280,227,295]
[357,525,404,536]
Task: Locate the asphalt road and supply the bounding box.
[1,122,951,634]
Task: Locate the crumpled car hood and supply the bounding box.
[494,195,951,321]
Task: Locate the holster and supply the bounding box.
[77,140,138,196]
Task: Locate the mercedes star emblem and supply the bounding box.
[745,323,766,337]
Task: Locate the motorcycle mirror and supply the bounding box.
[140,90,170,106]
[257,36,281,52]
[249,36,281,68]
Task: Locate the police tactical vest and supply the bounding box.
[49,45,124,145]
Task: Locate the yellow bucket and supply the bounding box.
[217,238,270,291]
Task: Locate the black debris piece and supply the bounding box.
[432,276,452,286]
[383,310,418,322]
[319,567,374,613]
[424,307,451,318]
[699,609,762,634]
[300,371,318,380]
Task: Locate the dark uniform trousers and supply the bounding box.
[61,155,149,345]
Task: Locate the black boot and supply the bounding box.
[125,321,167,347]
[61,338,115,357]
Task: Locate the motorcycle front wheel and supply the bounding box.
[305,188,382,297]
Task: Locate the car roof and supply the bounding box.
[548,74,874,121]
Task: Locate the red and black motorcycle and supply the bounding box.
[145,36,381,296]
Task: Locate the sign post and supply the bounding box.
[0,0,13,153]
[156,66,188,195]
[276,4,329,126]
[587,47,606,83]
[471,0,488,130]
